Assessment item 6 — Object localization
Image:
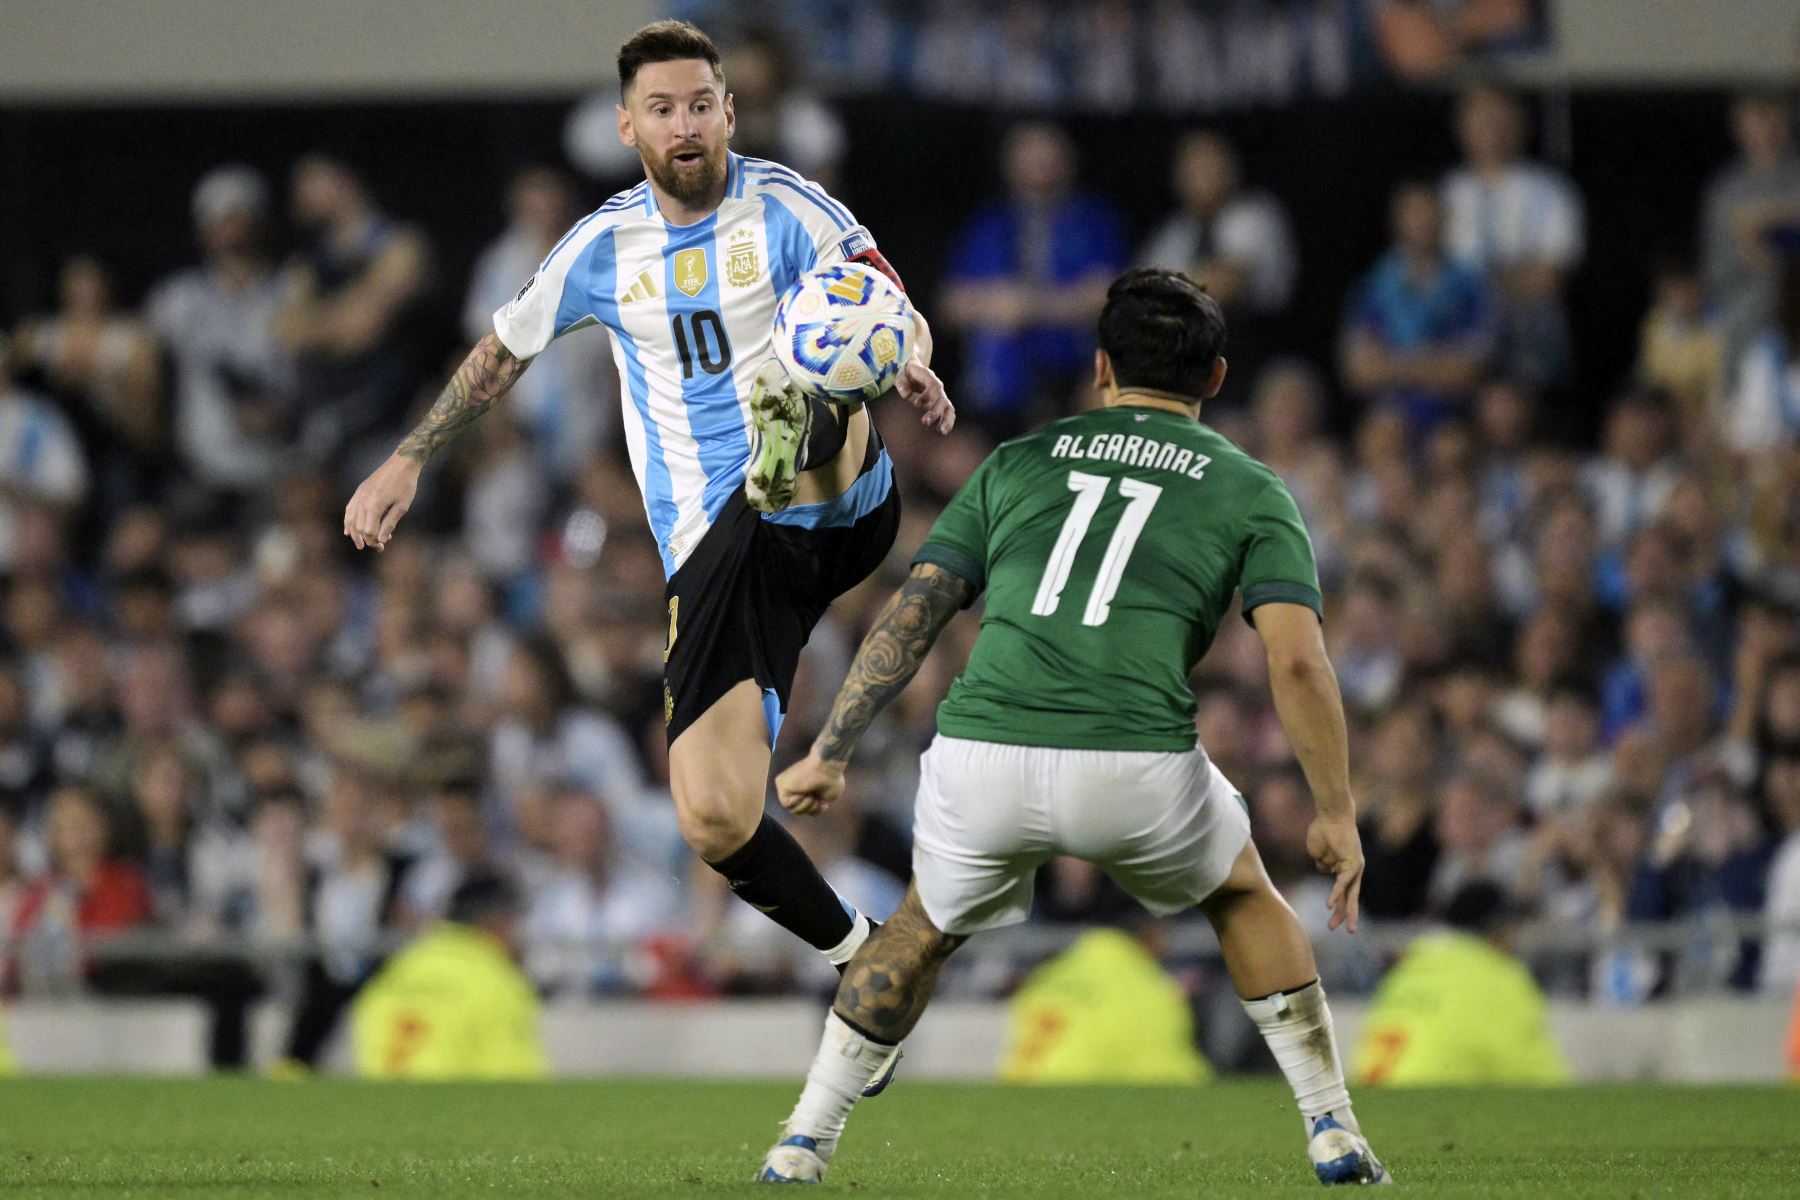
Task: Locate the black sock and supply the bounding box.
[799,399,848,471]
[708,814,857,952]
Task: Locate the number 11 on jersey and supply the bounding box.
[1030,470,1163,627]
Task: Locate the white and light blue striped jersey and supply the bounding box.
[492,153,892,577]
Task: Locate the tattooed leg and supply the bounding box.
[832,883,965,1044]
[775,884,964,1164]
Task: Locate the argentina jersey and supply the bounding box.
[493,152,891,576]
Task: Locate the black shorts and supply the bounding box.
[662,448,900,744]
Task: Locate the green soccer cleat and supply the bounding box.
[746,360,812,514]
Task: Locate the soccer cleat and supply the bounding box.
[1308,1114,1392,1186]
[757,1133,829,1184]
[745,360,811,514]
[860,1044,903,1098]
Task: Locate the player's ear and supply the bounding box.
[723,91,736,139]
[1093,348,1112,393]
[616,103,636,149]
[1205,356,1228,400]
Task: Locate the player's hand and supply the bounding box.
[1305,813,1365,934]
[896,359,956,435]
[775,752,847,816]
[343,454,422,551]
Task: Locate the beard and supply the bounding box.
[644,141,728,207]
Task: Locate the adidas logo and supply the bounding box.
[620,270,660,305]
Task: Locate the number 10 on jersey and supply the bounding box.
[1031,471,1163,627]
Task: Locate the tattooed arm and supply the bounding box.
[342,331,529,550]
[774,561,976,815]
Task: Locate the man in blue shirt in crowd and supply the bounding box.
[1340,180,1497,436]
[940,122,1128,436]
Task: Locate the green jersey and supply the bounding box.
[914,404,1321,752]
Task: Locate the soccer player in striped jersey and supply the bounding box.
[342,21,954,1085]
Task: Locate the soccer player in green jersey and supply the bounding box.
[757,268,1389,1187]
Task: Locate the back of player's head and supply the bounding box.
[1097,268,1226,402]
[618,19,723,96]
[447,869,524,925]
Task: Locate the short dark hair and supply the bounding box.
[1097,268,1226,401]
[618,20,723,95]
[447,869,523,925]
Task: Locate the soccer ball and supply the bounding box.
[771,261,913,404]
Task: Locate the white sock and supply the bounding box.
[1241,980,1357,1135]
[785,1012,894,1157]
[824,910,871,967]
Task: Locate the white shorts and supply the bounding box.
[910,735,1253,936]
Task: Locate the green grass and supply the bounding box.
[0,1078,1794,1198]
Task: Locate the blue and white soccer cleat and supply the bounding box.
[745,360,810,514]
[860,1044,903,1098]
[757,1133,829,1184]
[1307,1114,1392,1186]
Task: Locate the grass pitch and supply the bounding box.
[0,1078,1794,1198]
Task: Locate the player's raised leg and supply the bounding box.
[1199,840,1391,1185]
[759,884,964,1183]
[671,682,874,973]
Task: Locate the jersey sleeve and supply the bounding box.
[913,456,996,598]
[490,216,613,360]
[1238,478,1323,623]
[788,175,907,293]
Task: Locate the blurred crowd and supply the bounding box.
[1,28,1799,1067]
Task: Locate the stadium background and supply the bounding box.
[0,0,1797,1084]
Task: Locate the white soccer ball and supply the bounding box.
[771,261,913,404]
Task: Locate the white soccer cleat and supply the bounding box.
[1308,1114,1392,1186]
[756,1133,829,1184]
[745,360,811,514]
[860,1043,903,1098]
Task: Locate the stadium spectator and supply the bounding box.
[1351,882,1569,1085]
[1357,703,1442,920]
[940,122,1128,435]
[0,334,90,573]
[146,166,294,497]
[6,786,151,995]
[1428,770,1529,908]
[1441,83,1584,392]
[1636,255,1724,439]
[1523,682,1613,819]
[1137,132,1298,398]
[10,256,161,522]
[1340,181,1497,436]
[460,169,615,482]
[487,637,651,853]
[352,870,548,1080]
[1757,751,1800,994]
[398,775,489,923]
[1724,252,1800,461]
[1700,90,1800,381]
[1581,390,1681,552]
[721,28,846,188]
[275,154,431,471]
[522,788,682,996]
[277,728,419,1071]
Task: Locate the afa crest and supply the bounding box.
[726,228,761,289]
[674,248,707,297]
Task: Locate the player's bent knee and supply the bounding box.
[675,790,762,861]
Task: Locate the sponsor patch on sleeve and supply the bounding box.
[837,230,874,260]
[510,273,538,308]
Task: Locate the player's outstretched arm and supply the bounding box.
[1252,601,1365,933]
[893,311,955,433]
[343,331,529,551]
[775,562,976,814]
